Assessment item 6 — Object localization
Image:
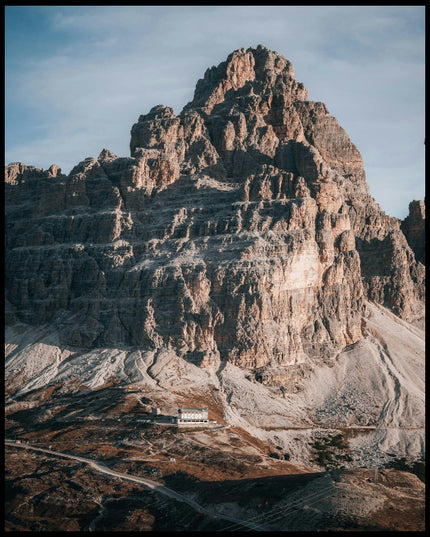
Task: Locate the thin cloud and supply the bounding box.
[50,6,153,33]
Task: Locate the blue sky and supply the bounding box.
[5,5,425,219]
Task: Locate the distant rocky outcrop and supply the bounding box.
[401,200,425,265]
[4,45,425,384]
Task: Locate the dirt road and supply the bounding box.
[5,438,267,532]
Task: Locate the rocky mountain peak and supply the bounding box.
[401,199,426,265]
[5,162,63,185]
[98,148,118,162]
[5,46,425,374]
[185,45,304,114]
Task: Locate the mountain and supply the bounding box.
[401,199,426,266]
[5,45,424,362]
[4,45,425,531]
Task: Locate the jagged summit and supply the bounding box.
[183,45,305,114]
[5,46,425,364]
[130,44,364,195]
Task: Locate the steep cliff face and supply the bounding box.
[401,200,425,265]
[4,45,424,383]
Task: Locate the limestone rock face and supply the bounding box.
[401,200,425,265]
[5,45,425,382]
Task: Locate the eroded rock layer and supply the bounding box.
[401,200,425,265]
[5,45,425,380]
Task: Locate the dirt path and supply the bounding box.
[5,438,267,532]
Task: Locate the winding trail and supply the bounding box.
[5,438,267,532]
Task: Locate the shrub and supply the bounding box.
[328,434,347,449]
[316,450,332,465]
[412,461,425,483]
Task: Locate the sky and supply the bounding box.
[4,5,425,219]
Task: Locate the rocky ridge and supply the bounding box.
[5,45,425,386]
[401,199,425,265]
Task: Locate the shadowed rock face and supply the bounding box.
[4,45,425,379]
[401,200,425,265]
